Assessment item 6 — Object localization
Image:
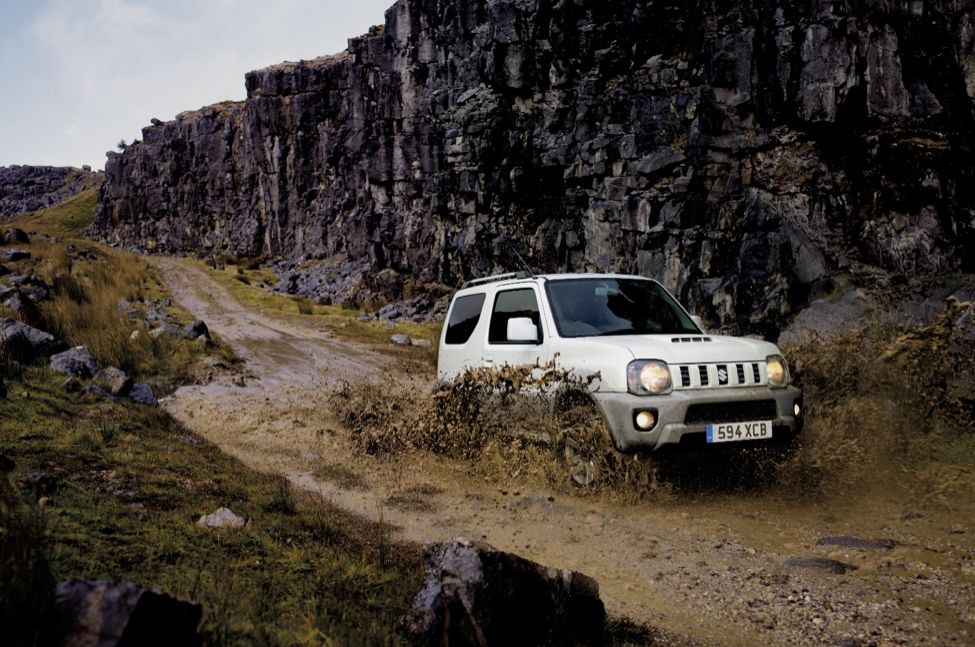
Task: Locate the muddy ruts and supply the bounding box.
[90,0,975,337]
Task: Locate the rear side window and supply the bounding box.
[445,293,486,345]
[489,288,542,344]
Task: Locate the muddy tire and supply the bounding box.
[562,422,610,487]
[554,392,622,488]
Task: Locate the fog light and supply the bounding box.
[635,410,655,430]
[794,403,801,417]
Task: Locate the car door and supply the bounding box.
[482,286,549,370]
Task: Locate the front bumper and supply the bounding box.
[592,385,803,452]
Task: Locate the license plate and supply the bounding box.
[706,420,773,443]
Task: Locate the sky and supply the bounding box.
[0,0,395,171]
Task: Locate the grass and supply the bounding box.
[1,369,424,646]
[8,188,100,239]
[192,257,442,367]
[1,191,424,646]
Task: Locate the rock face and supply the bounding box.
[404,537,604,647]
[90,0,975,337]
[0,165,101,220]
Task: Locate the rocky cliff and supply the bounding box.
[1,166,102,220]
[91,0,975,336]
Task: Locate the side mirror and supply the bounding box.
[691,315,704,329]
[507,317,539,343]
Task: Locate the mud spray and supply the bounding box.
[329,299,975,518]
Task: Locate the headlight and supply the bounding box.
[766,354,790,388]
[627,360,672,395]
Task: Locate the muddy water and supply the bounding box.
[153,258,975,647]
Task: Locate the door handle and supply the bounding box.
[483,355,493,363]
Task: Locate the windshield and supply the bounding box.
[545,278,701,338]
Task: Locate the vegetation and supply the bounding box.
[779,290,975,495]
[193,256,440,365]
[1,195,424,646]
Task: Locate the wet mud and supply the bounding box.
[154,257,975,647]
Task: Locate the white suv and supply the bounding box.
[437,272,804,454]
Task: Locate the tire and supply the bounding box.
[554,392,621,488]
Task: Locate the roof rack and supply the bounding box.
[461,270,533,289]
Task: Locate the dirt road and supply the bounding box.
[154,257,975,647]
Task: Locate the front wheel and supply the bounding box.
[563,426,601,486]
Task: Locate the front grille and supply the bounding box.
[672,362,766,389]
[685,400,777,425]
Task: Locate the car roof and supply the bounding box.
[456,273,657,294]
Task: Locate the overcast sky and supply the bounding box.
[0,0,395,171]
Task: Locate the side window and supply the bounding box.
[489,288,541,344]
[445,293,486,345]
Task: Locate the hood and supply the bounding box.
[586,334,780,364]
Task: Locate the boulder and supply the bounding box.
[3,228,30,243]
[0,263,9,276]
[150,323,182,340]
[0,379,5,399]
[18,286,49,303]
[79,384,120,404]
[62,376,80,391]
[198,507,245,528]
[390,334,412,346]
[0,318,32,362]
[47,580,202,647]
[4,291,41,325]
[0,454,14,472]
[50,346,98,379]
[129,383,159,407]
[94,367,133,396]
[1,318,66,361]
[0,248,30,262]
[404,537,605,647]
[180,319,210,340]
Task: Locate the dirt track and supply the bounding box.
[154,257,975,647]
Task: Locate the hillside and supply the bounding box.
[0,166,101,221]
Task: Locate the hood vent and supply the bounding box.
[671,336,713,343]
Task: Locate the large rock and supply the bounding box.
[4,290,41,325]
[50,346,98,379]
[180,319,210,341]
[88,0,975,338]
[79,384,120,405]
[198,507,245,528]
[150,323,182,340]
[0,318,67,361]
[404,537,604,647]
[94,367,133,396]
[0,248,30,262]
[129,383,159,407]
[47,579,202,647]
[3,228,29,244]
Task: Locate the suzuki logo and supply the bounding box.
[717,367,729,385]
